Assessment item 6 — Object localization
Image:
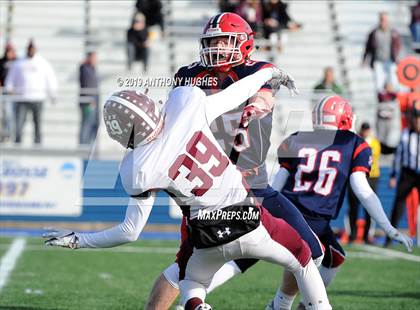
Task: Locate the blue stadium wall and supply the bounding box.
[1,160,409,230]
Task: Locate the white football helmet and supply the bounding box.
[103,90,163,148]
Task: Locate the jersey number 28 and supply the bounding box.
[168,131,229,196]
[293,148,341,196]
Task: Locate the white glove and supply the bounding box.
[270,67,299,97]
[42,227,80,249]
[386,227,413,252]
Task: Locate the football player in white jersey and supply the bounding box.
[43,67,331,310]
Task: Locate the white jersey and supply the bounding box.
[120,68,273,218]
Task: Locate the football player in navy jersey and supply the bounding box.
[146,12,325,310]
[266,95,413,310]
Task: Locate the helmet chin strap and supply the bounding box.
[247,47,256,58]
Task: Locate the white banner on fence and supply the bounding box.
[0,156,82,216]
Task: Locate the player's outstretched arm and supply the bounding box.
[205,67,298,123]
[239,67,299,127]
[205,67,274,123]
[349,172,413,252]
[43,195,155,249]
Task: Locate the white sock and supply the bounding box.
[206,261,241,293]
[179,280,206,307]
[273,289,296,310]
[319,265,340,287]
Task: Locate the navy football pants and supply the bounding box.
[234,185,324,272]
[304,216,345,268]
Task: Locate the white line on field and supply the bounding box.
[3,244,385,260]
[0,242,418,263]
[346,251,392,260]
[0,238,26,293]
[355,245,420,263]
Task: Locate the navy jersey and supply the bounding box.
[277,129,372,219]
[174,60,274,188]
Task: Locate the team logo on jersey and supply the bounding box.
[197,207,259,221]
[217,227,231,238]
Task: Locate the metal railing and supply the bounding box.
[0,87,101,153]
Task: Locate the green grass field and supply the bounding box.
[0,237,419,310]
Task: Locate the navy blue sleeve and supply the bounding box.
[351,136,372,175]
[277,135,296,171]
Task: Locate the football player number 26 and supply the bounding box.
[293,148,341,196]
[168,131,229,196]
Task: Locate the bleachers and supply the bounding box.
[94,0,218,156]
[263,0,341,169]
[0,0,347,166]
[0,0,8,52]
[1,0,413,164]
[4,0,84,148]
[168,1,217,67]
[335,0,414,123]
[87,0,139,157]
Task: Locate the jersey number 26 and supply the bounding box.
[293,148,341,196]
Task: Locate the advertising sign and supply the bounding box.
[0,156,82,216]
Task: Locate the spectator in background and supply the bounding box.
[262,0,302,51]
[377,82,401,154]
[410,1,420,53]
[386,101,420,247]
[5,39,57,144]
[0,42,17,142]
[347,122,381,244]
[79,51,99,145]
[0,43,16,86]
[314,66,344,95]
[218,0,240,13]
[127,13,149,72]
[136,0,164,35]
[312,66,344,107]
[235,0,262,34]
[363,12,401,92]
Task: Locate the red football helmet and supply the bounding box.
[103,90,163,148]
[312,95,354,130]
[200,12,254,71]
